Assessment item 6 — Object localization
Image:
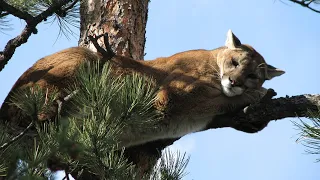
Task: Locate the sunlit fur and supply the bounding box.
[0,33,284,147]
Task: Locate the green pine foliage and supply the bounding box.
[0,60,190,179]
[294,110,320,162]
[5,0,79,17]
[149,150,190,180]
[1,0,80,38]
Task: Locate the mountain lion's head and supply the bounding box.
[216,30,285,97]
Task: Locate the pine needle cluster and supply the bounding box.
[294,110,320,162]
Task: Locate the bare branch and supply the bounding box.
[103,33,115,58]
[306,0,314,5]
[88,33,115,60]
[57,90,78,115]
[289,0,320,13]
[0,121,34,150]
[0,0,79,72]
[0,12,10,18]
[63,167,71,180]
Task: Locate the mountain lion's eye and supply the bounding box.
[247,73,258,79]
[231,59,239,67]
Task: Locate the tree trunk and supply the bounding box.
[79,0,165,176]
[79,0,148,60]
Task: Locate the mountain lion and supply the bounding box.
[0,30,284,147]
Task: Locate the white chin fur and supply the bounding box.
[221,79,244,97]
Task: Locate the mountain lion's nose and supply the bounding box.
[229,77,235,85]
[229,77,240,87]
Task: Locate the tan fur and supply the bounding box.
[0,30,284,147]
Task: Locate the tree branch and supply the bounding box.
[0,12,10,18]
[57,90,78,115]
[131,93,320,169]
[289,0,320,13]
[207,94,320,132]
[0,121,34,150]
[306,0,314,5]
[0,0,78,72]
[0,0,34,21]
[88,33,115,60]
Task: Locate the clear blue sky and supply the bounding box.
[1,0,319,179]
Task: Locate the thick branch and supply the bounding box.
[131,93,320,171]
[0,0,77,72]
[208,94,320,131]
[289,0,320,13]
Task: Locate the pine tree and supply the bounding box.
[1,0,320,179]
[0,60,190,179]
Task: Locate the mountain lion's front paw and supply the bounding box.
[243,88,277,113]
[154,89,169,112]
[236,88,276,133]
[259,88,277,103]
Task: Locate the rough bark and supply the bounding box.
[209,94,320,130]
[123,93,320,173]
[79,0,148,60]
[79,0,151,176]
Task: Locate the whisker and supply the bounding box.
[208,63,220,74]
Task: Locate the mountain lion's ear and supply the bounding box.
[265,64,285,80]
[225,29,242,49]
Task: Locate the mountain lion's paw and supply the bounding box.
[260,88,277,103]
[154,89,169,112]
